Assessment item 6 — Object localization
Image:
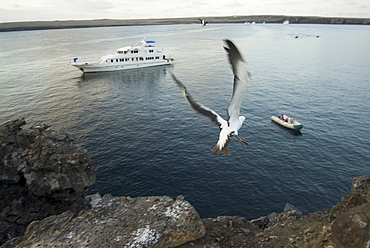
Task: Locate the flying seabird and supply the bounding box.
[172,39,251,155]
[198,19,208,26]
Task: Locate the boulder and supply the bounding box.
[14,195,205,248]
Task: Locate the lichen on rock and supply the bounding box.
[12,195,205,248]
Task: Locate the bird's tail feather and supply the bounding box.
[212,144,231,155]
[212,134,232,155]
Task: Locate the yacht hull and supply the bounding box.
[72,60,172,73]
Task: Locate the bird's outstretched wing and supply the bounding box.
[171,73,231,154]
[171,40,249,155]
[171,74,227,128]
[223,39,251,123]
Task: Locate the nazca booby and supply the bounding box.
[172,39,251,155]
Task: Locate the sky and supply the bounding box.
[0,0,369,23]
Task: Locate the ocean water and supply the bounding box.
[0,24,369,219]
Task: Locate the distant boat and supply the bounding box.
[245,22,251,25]
[283,20,290,25]
[271,115,303,130]
[71,38,173,73]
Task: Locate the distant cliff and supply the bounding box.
[0,15,369,32]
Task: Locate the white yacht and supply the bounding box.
[71,38,174,73]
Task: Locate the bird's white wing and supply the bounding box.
[223,39,251,123]
[171,40,250,155]
[171,74,227,128]
[172,74,232,155]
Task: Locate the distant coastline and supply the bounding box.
[0,15,369,32]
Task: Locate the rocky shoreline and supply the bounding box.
[0,119,369,247]
[1,15,370,32]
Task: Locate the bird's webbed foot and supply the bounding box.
[236,135,249,148]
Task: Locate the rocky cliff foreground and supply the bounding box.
[1,119,369,247]
[0,119,95,245]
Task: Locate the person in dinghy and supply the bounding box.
[279,115,295,124]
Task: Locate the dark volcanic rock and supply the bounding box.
[331,203,370,248]
[0,119,95,245]
[331,176,370,216]
[13,195,205,248]
[178,216,262,247]
[177,177,370,248]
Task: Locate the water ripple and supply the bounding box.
[0,24,369,219]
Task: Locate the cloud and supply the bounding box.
[0,0,369,22]
[67,0,115,11]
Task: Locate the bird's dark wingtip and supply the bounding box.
[223,39,230,51]
[171,72,188,93]
[223,39,236,50]
[223,38,244,64]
